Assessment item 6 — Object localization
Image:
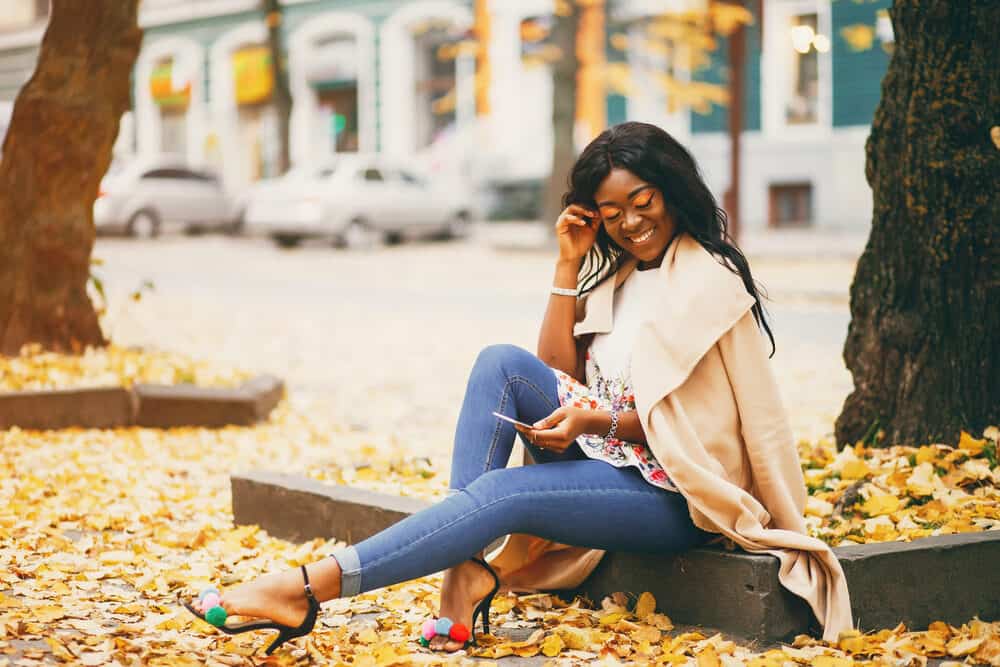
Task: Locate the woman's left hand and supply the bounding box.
[516,407,596,453]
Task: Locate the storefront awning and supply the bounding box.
[232,45,274,105]
[150,60,191,109]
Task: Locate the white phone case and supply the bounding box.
[491,411,534,429]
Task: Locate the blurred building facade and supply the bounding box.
[0,0,891,231]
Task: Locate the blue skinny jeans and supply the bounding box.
[329,344,711,596]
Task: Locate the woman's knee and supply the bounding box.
[461,468,530,524]
[472,344,535,380]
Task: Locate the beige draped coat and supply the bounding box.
[485,233,853,641]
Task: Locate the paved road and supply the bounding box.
[94,232,855,461]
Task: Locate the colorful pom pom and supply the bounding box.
[205,605,227,627]
[201,593,220,610]
[198,586,220,602]
[418,636,429,647]
[448,623,470,643]
[421,619,437,640]
[434,617,453,636]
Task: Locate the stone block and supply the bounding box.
[0,386,135,430]
[568,547,817,641]
[231,471,431,544]
[835,531,1000,631]
[134,375,284,428]
[228,471,1000,641]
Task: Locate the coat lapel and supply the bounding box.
[573,257,637,336]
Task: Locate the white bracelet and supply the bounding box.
[551,286,579,297]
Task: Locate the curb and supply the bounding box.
[0,375,284,430]
[231,471,1000,642]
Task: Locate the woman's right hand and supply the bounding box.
[555,204,599,262]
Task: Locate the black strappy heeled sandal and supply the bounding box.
[418,557,501,649]
[181,565,322,656]
[469,557,501,640]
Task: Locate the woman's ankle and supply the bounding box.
[305,558,342,602]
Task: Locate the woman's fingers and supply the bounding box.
[532,422,571,449]
[567,204,597,219]
[533,408,566,430]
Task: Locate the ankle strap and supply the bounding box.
[301,565,317,603]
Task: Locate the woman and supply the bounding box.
[183,122,852,655]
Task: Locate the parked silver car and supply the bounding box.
[243,154,476,248]
[94,155,235,237]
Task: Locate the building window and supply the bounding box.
[763,0,832,134]
[786,13,826,125]
[307,35,360,153]
[769,183,813,228]
[413,22,458,149]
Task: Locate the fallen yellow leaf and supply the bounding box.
[634,591,656,620]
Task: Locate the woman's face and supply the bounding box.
[594,168,677,266]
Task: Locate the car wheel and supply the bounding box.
[127,210,160,239]
[272,233,302,248]
[226,211,245,237]
[343,219,381,250]
[443,211,471,240]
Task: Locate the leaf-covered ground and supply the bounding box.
[2,381,998,665]
[0,344,253,391]
[1,343,999,665]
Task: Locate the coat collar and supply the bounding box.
[573,233,684,337]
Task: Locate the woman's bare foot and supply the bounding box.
[429,556,497,652]
[197,559,342,628]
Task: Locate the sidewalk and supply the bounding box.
[474,221,867,260]
[474,222,862,304]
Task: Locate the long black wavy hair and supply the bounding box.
[564,121,775,356]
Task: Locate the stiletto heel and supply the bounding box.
[181,564,322,656]
[264,628,293,656]
[470,557,500,639]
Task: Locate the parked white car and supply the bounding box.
[94,155,235,237]
[243,154,476,248]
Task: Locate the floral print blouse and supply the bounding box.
[552,353,677,492]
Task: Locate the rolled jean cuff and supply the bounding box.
[329,545,362,597]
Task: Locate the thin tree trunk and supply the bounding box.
[0,1,142,355]
[836,0,1000,446]
[542,3,580,226]
[263,0,292,174]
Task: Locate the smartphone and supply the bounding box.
[492,411,535,430]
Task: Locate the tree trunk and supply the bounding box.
[542,3,580,226]
[836,0,1000,447]
[0,1,142,355]
[263,0,292,175]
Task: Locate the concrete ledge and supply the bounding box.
[134,374,284,428]
[0,375,284,431]
[835,532,1000,631]
[230,470,1000,641]
[0,386,135,430]
[570,547,817,641]
[232,471,432,545]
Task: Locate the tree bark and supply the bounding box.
[542,3,580,226]
[263,0,292,175]
[0,1,142,355]
[836,0,1000,447]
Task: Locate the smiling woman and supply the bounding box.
[594,169,677,268]
[180,121,852,656]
